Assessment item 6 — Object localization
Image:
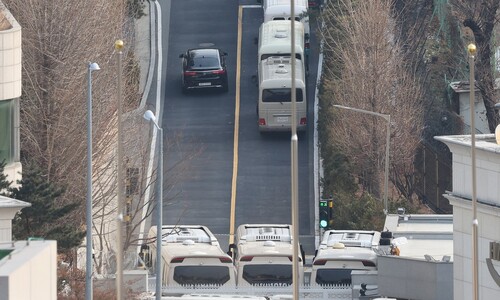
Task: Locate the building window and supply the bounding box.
[0,99,14,164]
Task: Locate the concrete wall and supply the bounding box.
[0,240,57,300]
[377,255,453,300]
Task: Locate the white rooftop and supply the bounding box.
[384,214,453,261]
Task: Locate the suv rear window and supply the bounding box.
[188,51,220,70]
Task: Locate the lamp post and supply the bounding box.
[333,105,391,214]
[467,43,479,300]
[86,62,100,300]
[289,2,299,300]
[114,39,125,300]
[143,110,163,300]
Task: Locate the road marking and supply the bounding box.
[229,5,245,246]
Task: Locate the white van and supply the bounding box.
[228,224,304,286]
[310,230,381,286]
[258,56,307,132]
[262,0,310,39]
[144,225,236,288]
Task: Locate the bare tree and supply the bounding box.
[319,0,424,201]
[451,0,500,132]
[3,0,128,229]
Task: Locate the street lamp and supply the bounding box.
[333,104,391,214]
[467,43,479,300]
[114,39,125,300]
[86,62,100,300]
[143,110,163,300]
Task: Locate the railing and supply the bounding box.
[145,279,354,300]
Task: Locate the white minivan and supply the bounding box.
[258,56,307,132]
[310,230,381,286]
[262,0,310,37]
[143,225,236,288]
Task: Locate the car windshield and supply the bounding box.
[188,51,220,70]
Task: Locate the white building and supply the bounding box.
[436,134,500,300]
[375,213,454,300]
[0,195,58,300]
[0,0,22,186]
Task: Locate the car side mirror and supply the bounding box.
[179,54,184,58]
[222,52,228,56]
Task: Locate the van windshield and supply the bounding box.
[315,268,360,285]
[173,266,231,285]
[262,88,304,103]
[242,264,292,285]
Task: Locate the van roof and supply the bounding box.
[314,244,378,262]
[236,224,293,242]
[149,225,231,260]
[259,56,305,88]
[259,21,304,56]
[264,0,309,10]
[235,224,300,257]
[319,230,381,249]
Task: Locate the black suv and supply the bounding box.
[179,48,228,93]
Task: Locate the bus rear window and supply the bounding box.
[173,266,231,285]
[262,88,304,103]
[243,264,292,285]
[315,268,360,285]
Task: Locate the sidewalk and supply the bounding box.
[135,1,151,97]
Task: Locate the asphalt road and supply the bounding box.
[155,0,320,254]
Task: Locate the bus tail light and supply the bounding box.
[300,117,307,125]
[219,256,233,263]
[240,256,254,262]
[171,257,185,263]
[258,118,266,126]
[313,259,327,266]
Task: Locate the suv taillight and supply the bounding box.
[212,69,226,75]
[184,71,196,76]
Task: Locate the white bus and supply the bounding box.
[258,20,305,66]
[228,224,304,286]
[310,230,381,286]
[258,56,307,132]
[262,0,310,49]
[144,225,236,288]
